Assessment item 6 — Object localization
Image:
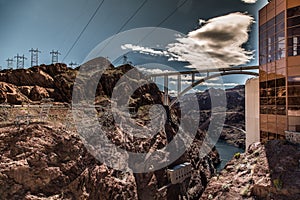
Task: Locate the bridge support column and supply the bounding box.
[177,75,181,95]
[164,75,169,105]
[191,73,195,84]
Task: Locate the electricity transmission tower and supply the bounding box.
[14,54,27,69]
[6,58,14,69]
[69,62,78,68]
[50,50,61,64]
[29,48,41,67]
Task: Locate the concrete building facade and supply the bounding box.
[259,0,300,142]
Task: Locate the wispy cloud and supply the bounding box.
[202,82,238,87]
[121,44,170,57]
[241,0,257,4]
[137,67,175,75]
[138,67,211,81]
[171,80,238,87]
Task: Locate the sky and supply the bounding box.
[0,0,268,91]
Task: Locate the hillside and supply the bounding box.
[179,85,246,148]
[201,140,300,200]
[0,58,220,199]
[0,59,247,150]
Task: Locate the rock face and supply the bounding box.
[0,58,219,199]
[0,63,76,103]
[0,82,31,104]
[201,140,300,200]
[0,124,138,199]
[0,62,246,149]
[179,85,246,149]
[0,123,217,199]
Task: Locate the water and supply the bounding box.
[215,139,244,171]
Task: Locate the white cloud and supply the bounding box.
[241,0,257,4]
[121,44,170,57]
[169,88,204,96]
[137,67,175,75]
[167,12,254,69]
[122,12,254,71]
[169,80,192,86]
[197,82,232,87]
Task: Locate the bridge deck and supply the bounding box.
[148,66,258,77]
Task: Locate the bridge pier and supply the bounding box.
[177,75,181,95]
[191,73,195,84]
[164,75,169,105]
[147,66,259,107]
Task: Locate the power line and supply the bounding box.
[113,0,189,66]
[97,0,148,56]
[63,0,105,62]
[116,0,148,35]
[112,52,129,66]
[136,0,189,45]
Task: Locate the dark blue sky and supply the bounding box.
[0,0,267,69]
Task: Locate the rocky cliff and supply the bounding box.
[0,58,219,199]
[0,61,246,149]
[0,123,138,199]
[0,63,76,103]
[201,140,300,200]
[177,85,246,148]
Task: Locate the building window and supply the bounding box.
[287,6,300,18]
[259,11,285,65]
[259,77,286,116]
[288,76,300,115]
[287,6,300,56]
[259,23,268,65]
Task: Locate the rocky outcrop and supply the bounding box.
[0,62,247,148]
[0,109,217,199]
[201,140,300,200]
[0,82,31,104]
[0,58,219,199]
[178,85,246,149]
[0,68,55,88]
[0,124,138,199]
[0,63,76,104]
[29,85,50,101]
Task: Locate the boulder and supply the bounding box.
[29,85,50,101]
[0,82,30,104]
[18,86,34,97]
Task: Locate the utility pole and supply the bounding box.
[50,50,61,64]
[69,62,78,68]
[29,48,41,67]
[6,58,14,69]
[14,54,27,69]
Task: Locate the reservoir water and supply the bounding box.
[215,139,245,171]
